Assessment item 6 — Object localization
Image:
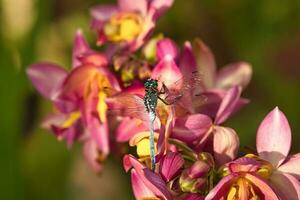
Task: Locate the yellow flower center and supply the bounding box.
[227,177,259,200]
[136,138,157,157]
[104,12,143,42]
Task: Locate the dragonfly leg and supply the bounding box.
[158,95,182,105]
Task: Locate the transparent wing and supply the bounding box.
[106,93,149,121]
[160,71,205,105]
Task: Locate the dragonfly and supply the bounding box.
[106,71,205,170]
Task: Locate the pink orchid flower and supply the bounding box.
[27,30,120,173]
[205,157,279,200]
[90,0,174,52]
[255,107,300,199]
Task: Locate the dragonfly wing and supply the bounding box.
[106,93,149,121]
[161,71,205,105]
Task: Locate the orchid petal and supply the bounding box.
[131,169,156,199]
[256,107,291,167]
[149,0,174,21]
[123,155,172,200]
[205,174,235,200]
[83,140,103,173]
[27,63,67,100]
[159,152,184,182]
[180,41,197,76]
[90,5,118,22]
[278,153,300,180]
[213,126,239,166]
[269,171,300,200]
[78,53,108,68]
[229,157,261,173]
[72,30,91,68]
[143,168,173,200]
[215,86,242,125]
[245,173,279,200]
[172,114,212,143]
[192,38,216,89]
[118,0,147,16]
[151,55,183,87]
[156,38,179,61]
[116,117,148,142]
[183,193,205,200]
[215,62,252,90]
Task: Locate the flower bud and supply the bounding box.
[179,170,207,193]
[187,160,211,179]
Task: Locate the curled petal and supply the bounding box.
[172,114,212,143]
[151,56,183,87]
[213,126,239,166]
[27,63,67,100]
[269,171,300,200]
[72,29,92,68]
[215,62,252,90]
[156,38,179,61]
[215,86,242,125]
[278,153,300,180]
[83,140,103,173]
[192,38,216,89]
[118,0,147,16]
[256,107,291,167]
[159,152,184,182]
[229,157,261,173]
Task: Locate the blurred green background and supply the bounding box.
[1,0,300,199]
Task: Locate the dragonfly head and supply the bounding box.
[144,79,158,89]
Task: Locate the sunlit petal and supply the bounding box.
[256,107,291,167]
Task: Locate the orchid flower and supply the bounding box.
[27,30,120,173]
[90,0,174,52]
[205,157,279,200]
[255,107,300,199]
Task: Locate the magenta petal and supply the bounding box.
[131,169,156,199]
[180,41,197,76]
[159,152,184,182]
[143,168,173,200]
[256,107,292,167]
[172,114,212,143]
[278,153,300,180]
[149,0,174,20]
[118,0,147,16]
[229,157,260,173]
[156,38,179,61]
[215,86,242,124]
[72,29,91,68]
[151,56,183,87]
[213,126,239,166]
[184,193,204,200]
[27,63,67,100]
[215,62,252,90]
[116,117,147,142]
[83,140,102,173]
[269,171,300,200]
[192,39,216,89]
[205,174,235,200]
[90,5,118,22]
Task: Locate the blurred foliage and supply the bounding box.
[0,0,300,199]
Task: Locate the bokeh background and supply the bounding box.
[1,0,300,199]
